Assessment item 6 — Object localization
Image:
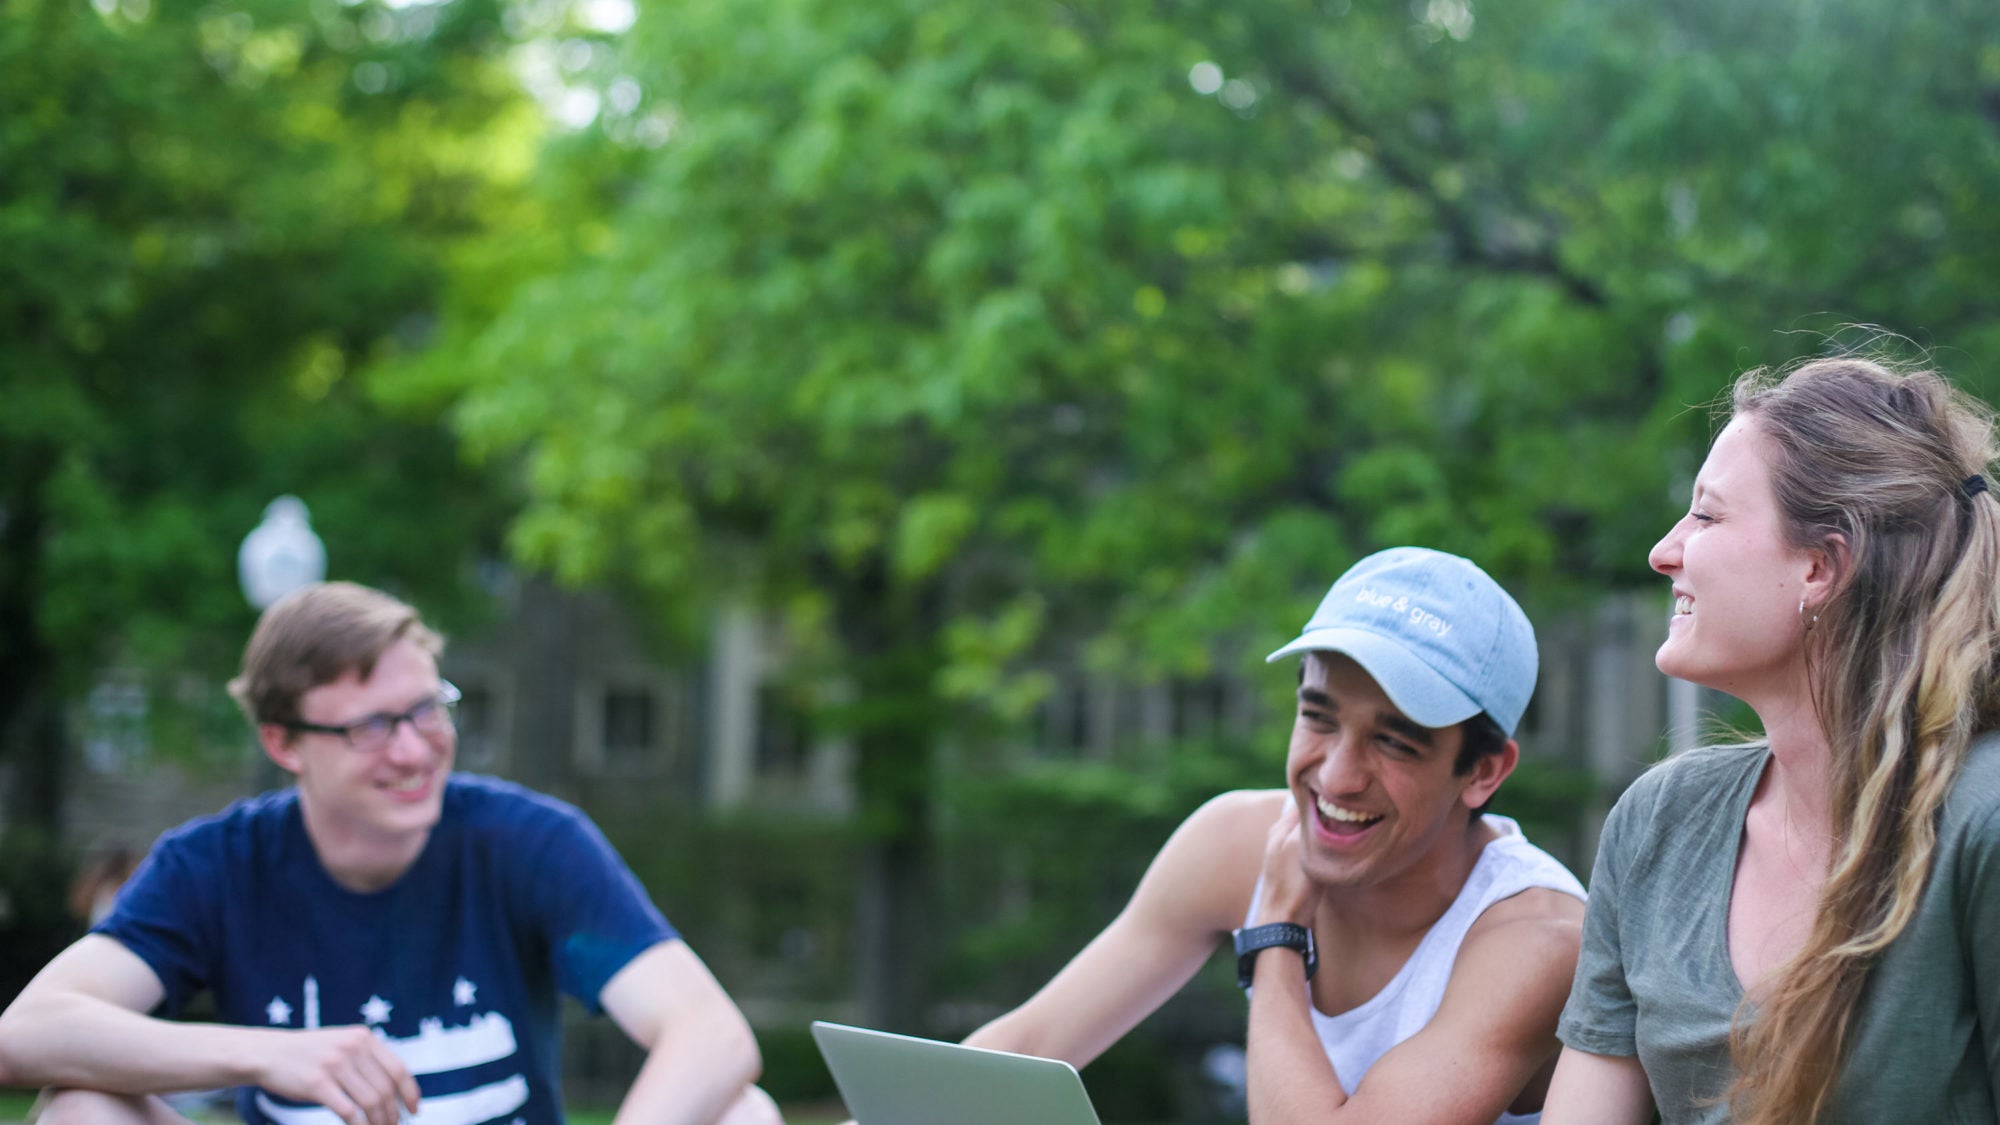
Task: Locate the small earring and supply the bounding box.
[1798,598,1819,631]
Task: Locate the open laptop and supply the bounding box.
[811,1020,1104,1125]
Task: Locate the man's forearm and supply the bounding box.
[0,991,258,1094]
[963,1010,1045,1057]
[1244,950,1353,1124]
[609,1014,761,1125]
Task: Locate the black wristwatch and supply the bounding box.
[1233,922,1317,989]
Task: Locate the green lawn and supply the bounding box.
[569,1107,846,1125]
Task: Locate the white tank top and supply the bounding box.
[1243,814,1585,1125]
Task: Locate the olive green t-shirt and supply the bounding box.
[1558,738,2000,1123]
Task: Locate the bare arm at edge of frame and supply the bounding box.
[0,934,420,1125]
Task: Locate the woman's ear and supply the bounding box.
[1802,532,1850,612]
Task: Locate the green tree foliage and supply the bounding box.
[391,0,2000,1024]
[0,0,532,844]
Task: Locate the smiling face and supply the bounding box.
[1649,415,1821,702]
[1286,652,1511,894]
[260,636,455,875]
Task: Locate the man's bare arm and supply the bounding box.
[1247,892,1584,1125]
[599,939,775,1125]
[0,936,420,1125]
[964,790,1283,1067]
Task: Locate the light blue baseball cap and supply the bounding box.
[1265,547,1538,737]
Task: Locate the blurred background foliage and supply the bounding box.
[7,0,2000,1115]
[383,0,2000,1038]
[1,0,530,827]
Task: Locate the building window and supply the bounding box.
[576,674,695,777]
[1035,677,1092,758]
[754,684,810,776]
[1171,676,1234,743]
[453,683,502,770]
[81,676,150,774]
[602,688,657,770]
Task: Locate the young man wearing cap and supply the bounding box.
[963,547,1586,1124]
[0,582,779,1125]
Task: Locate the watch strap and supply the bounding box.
[1233,922,1317,988]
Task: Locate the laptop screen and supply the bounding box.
[810,1021,1104,1125]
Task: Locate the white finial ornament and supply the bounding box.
[238,495,327,609]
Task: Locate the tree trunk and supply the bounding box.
[854,812,929,1031]
[0,461,63,838]
[834,570,944,1033]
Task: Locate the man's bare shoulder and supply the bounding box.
[1474,884,1587,929]
[1450,888,1584,1007]
[1464,886,1585,961]
[1178,789,1295,873]
[1186,787,1292,833]
[1138,789,1292,933]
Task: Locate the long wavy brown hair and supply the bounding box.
[1724,356,2000,1124]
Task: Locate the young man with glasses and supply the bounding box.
[0,582,777,1125]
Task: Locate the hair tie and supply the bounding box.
[1965,474,1989,499]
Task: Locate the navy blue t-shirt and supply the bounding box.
[95,774,677,1125]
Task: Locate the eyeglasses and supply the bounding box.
[283,681,461,752]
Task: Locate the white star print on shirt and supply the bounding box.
[359,995,393,1025]
[266,996,292,1025]
[454,977,477,1006]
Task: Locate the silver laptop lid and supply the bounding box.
[811,1020,1104,1125]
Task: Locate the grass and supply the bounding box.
[570,1107,845,1125]
[571,1105,847,1124]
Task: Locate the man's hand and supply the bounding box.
[251,1027,420,1125]
[0,937,423,1125]
[1255,799,1319,927]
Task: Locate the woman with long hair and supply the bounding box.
[1542,354,2000,1124]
